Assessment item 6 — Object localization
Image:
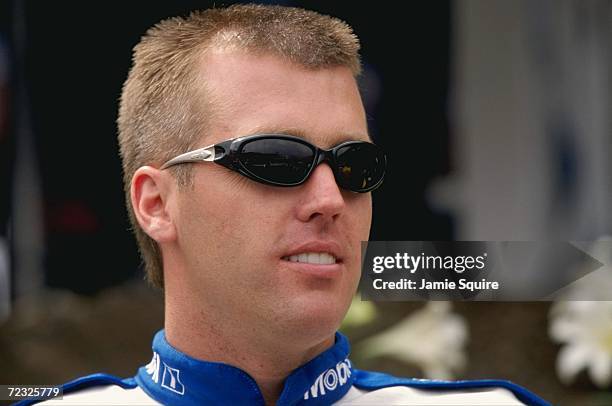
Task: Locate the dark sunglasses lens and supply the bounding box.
[239,138,315,184]
[335,143,385,192]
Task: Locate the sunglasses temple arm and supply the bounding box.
[160,145,217,169]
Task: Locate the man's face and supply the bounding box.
[169,50,372,343]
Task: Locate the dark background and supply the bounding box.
[1,1,611,405]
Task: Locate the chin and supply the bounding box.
[283,295,348,340]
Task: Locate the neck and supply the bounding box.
[164,299,335,405]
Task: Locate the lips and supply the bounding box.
[281,241,344,264]
[280,241,345,279]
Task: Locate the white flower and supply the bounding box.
[549,237,612,388]
[549,301,612,388]
[341,296,378,329]
[358,302,468,380]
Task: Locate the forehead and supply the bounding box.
[197,50,369,148]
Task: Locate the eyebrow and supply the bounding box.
[242,125,371,146]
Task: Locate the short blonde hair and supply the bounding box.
[117,4,362,289]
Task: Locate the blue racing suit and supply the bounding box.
[16,330,549,405]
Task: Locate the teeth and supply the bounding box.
[283,252,337,265]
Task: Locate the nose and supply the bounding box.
[295,163,346,223]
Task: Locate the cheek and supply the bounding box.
[175,181,286,270]
[343,195,372,277]
[348,194,373,240]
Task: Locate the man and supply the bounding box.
[21,4,546,405]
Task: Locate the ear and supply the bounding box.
[130,166,177,243]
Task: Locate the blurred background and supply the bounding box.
[0,0,611,404]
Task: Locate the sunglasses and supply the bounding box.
[160,134,386,193]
